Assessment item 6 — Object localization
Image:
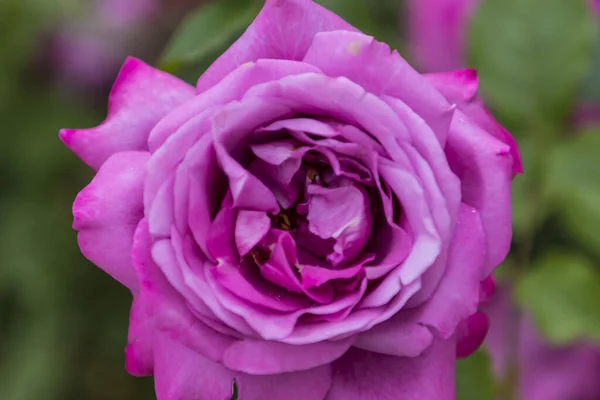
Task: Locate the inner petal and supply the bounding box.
[306,183,373,266]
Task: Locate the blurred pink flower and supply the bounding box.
[483,288,600,400]
[407,0,599,73]
[51,0,159,87]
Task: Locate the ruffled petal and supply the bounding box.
[60,57,194,170]
[73,151,150,290]
[303,30,454,144]
[356,204,485,356]
[197,0,356,92]
[326,337,456,400]
[426,69,522,173]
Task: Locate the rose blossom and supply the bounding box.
[60,0,520,398]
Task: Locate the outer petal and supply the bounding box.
[197,0,357,92]
[125,295,154,376]
[303,30,454,144]
[60,57,195,170]
[236,365,332,400]
[223,337,354,375]
[445,110,514,274]
[455,311,489,358]
[153,334,235,400]
[73,151,150,291]
[326,337,456,400]
[425,69,522,173]
[355,204,485,356]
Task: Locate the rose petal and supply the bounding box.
[303,30,454,144]
[125,295,154,376]
[236,364,332,400]
[197,0,356,92]
[445,110,514,275]
[235,210,271,256]
[73,151,150,291]
[223,336,354,375]
[326,337,456,400]
[153,333,235,400]
[60,57,194,170]
[456,311,489,358]
[426,69,522,173]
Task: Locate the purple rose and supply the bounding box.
[61,1,519,399]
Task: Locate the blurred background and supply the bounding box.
[0,0,599,399]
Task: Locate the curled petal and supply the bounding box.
[456,311,489,358]
[426,69,522,173]
[303,30,454,144]
[60,57,194,170]
[73,151,150,291]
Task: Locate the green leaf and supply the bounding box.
[545,130,600,257]
[456,349,495,400]
[159,0,261,79]
[516,251,600,344]
[316,0,400,48]
[468,0,596,129]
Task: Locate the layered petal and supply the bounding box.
[355,204,485,356]
[303,30,454,144]
[445,111,514,274]
[73,151,150,290]
[426,69,522,173]
[60,57,194,170]
[197,0,356,92]
[326,337,456,400]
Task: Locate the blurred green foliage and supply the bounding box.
[2,0,600,399]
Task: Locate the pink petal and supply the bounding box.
[60,57,194,170]
[223,336,354,375]
[445,110,514,275]
[456,311,489,358]
[197,0,356,92]
[326,337,456,400]
[303,30,454,144]
[356,204,485,356]
[125,295,154,376]
[236,364,332,400]
[73,151,150,291]
[426,69,522,174]
[153,333,235,400]
[235,210,271,256]
[149,58,321,152]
